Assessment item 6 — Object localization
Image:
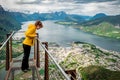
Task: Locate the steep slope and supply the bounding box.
[0,5,21,42]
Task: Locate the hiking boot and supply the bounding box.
[22,69,28,73]
[26,68,31,71]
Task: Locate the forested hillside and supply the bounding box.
[0,5,21,42]
[80,15,120,39]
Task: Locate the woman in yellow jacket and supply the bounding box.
[21,20,43,72]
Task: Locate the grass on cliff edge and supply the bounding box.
[78,65,120,80]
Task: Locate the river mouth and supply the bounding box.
[18,20,120,52]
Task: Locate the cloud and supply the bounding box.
[0,0,120,16]
[16,0,40,4]
[73,0,120,4]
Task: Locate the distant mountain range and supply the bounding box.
[10,11,91,23]
[0,5,120,41]
[1,5,119,26]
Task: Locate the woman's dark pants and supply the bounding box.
[21,44,31,70]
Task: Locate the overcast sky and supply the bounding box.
[0,0,120,16]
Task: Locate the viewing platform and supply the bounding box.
[0,31,76,80]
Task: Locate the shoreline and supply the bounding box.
[14,20,120,53]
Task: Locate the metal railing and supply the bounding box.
[0,31,15,71]
[37,38,71,80]
[0,31,72,80]
[0,31,15,51]
[0,31,41,80]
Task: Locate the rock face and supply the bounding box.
[49,43,120,71]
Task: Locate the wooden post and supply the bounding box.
[44,42,49,80]
[65,69,76,80]
[11,69,14,80]
[6,34,10,71]
[32,67,35,80]
[36,33,40,67]
[0,43,2,47]
[9,33,12,62]
[34,38,37,60]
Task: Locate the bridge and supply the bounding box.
[0,31,77,80]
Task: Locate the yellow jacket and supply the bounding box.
[23,24,36,46]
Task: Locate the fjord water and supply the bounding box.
[21,20,120,52]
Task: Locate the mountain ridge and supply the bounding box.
[10,11,92,23]
[81,15,120,26]
[0,5,21,42]
[91,13,107,20]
